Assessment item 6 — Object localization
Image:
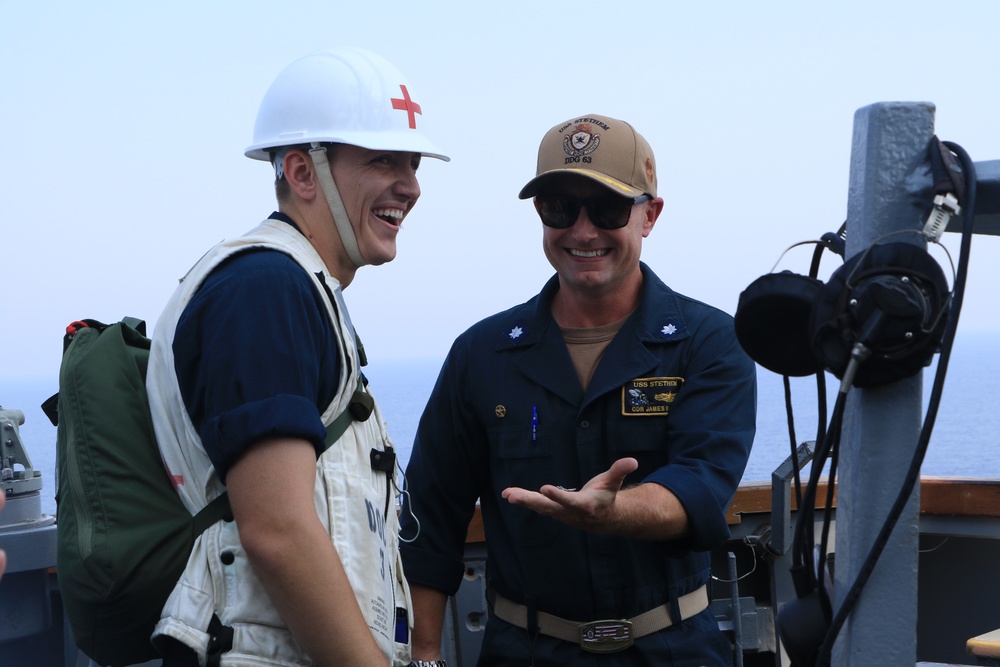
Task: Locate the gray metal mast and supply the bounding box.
[832,101,935,665]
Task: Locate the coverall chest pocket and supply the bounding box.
[606,417,671,472]
[489,424,558,547]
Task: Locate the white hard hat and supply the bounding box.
[245,47,449,162]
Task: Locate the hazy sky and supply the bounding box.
[3,1,999,392]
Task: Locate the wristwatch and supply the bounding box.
[410,661,446,667]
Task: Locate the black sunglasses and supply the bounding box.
[535,194,652,230]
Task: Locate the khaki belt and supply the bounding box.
[492,585,709,654]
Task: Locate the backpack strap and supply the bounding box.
[192,492,234,534]
[191,381,367,533]
[205,613,235,667]
[325,377,369,448]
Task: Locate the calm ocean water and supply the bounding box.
[4,331,998,518]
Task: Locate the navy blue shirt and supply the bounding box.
[173,214,340,482]
[400,263,756,665]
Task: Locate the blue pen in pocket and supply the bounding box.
[531,406,538,445]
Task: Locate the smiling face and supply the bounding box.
[537,174,660,307]
[329,144,422,267]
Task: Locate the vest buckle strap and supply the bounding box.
[578,619,634,653]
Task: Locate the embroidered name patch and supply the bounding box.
[622,377,683,416]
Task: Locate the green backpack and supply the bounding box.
[46,317,362,666]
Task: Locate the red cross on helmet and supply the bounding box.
[244,47,449,162]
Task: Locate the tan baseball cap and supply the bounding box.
[518,113,657,199]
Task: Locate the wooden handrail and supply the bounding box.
[725,476,1000,525]
[463,477,1000,541]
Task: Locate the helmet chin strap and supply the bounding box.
[309,144,368,268]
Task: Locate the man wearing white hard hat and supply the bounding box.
[146,47,448,666]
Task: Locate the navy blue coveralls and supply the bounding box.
[400,263,757,666]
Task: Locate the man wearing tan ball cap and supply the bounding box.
[401,113,756,665]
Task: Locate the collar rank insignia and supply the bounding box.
[658,319,684,338]
[622,377,684,416]
[508,325,524,340]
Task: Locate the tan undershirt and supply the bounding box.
[561,314,631,390]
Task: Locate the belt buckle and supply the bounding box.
[578,619,634,653]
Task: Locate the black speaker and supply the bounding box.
[735,241,949,388]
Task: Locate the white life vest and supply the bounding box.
[147,218,411,666]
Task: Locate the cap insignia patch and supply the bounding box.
[563,123,601,163]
